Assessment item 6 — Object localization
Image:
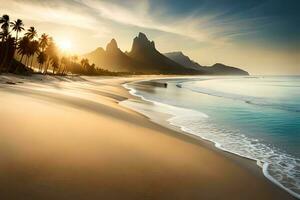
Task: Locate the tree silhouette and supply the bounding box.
[28,40,39,69]
[0,14,112,75]
[10,19,24,48]
[17,36,30,63]
[80,58,88,70]
[60,56,70,75]
[0,14,11,70]
[51,55,59,74]
[25,26,37,40]
[0,14,10,41]
[0,29,9,40]
[2,36,16,71]
[39,33,49,51]
[44,37,58,74]
[37,51,47,72]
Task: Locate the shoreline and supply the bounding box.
[0,74,295,199]
[120,77,299,199]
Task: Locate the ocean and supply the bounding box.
[121,76,300,199]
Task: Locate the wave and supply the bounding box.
[122,81,300,199]
[177,81,300,113]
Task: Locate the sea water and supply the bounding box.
[121,76,300,198]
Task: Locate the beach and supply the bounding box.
[0,74,295,200]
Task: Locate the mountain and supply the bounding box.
[164,51,202,70]
[126,33,195,74]
[164,51,249,75]
[84,32,248,75]
[84,33,200,74]
[83,39,140,72]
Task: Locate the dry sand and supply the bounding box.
[0,74,295,200]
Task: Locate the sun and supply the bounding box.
[57,38,72,51]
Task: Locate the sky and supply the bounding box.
[1,0,299,74]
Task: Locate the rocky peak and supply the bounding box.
[138,32,148,41]
[130,32,156,53]
[106,38,119,52]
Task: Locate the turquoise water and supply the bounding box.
[124,76,300,198]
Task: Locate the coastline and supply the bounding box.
[120,78,300,199]
[0,74,295,199]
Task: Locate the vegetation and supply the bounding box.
[0,14,122,76]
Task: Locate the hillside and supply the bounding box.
[164,51,249,75]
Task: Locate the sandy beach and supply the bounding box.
[0,74,295,200]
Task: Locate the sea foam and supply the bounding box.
[121,80,300,199]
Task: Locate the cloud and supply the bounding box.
[1,0,298,74]
[78,0,270,46]
[0,0,271,46]
[80,0,213,42]
[0,0,99,30]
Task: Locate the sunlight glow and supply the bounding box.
[57,38,72,51]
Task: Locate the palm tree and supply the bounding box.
[0,14,10,41]
[0,15,9,28]
[28,40,39,69]
[39,33,49,51]
[59,56,65,74]
[0,29,9,41]
[0,14,10,70]
[37,51,47,72]
[10,19,24,48]
[21,27,38,70]
[25,26,37,40]
[17,36,30,63]
[61,56,70,75]
[2,35,16,71]
[80,58,86,69]
[51,55,59,74]
[80,58,89,70]
[43,38,57,74]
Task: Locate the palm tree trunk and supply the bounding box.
[19,54,24,63]
[62,65,65,75]
[0,38,4,66]
[0,44,10,70]
[44,59,50,74]
[0,41,8,70]
[58,63,62,75]
[24,56,27,67]
[25,56,29,67]
[15,31,18,49]
[62,67,64,75]
[7,44,17,72]
[30,55,34,70]
[8,31,19,72]
[39,63,43,72]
